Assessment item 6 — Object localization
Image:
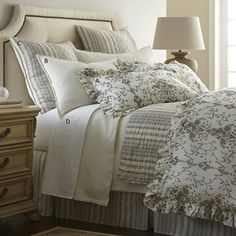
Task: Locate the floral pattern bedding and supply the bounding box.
[144,88,236,228]
[78,60,200,117]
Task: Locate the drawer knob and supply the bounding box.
[0,187,8,200]
[0,128,11,139]
[0,157,9,169]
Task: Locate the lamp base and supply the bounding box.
[165,51,198,73]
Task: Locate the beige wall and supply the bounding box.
[0,0,166,61]
[167,0,210,87]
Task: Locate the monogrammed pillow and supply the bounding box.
[37,55,116,116]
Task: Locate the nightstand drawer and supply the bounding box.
[0,120,33,146]
[0,147,32,177]
[0,176,31,207]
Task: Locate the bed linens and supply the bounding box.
[75,46,154,64]
[76,26,137,53]
[34,106,147,197]
[42,104,99,199]
[34,108,58,151]
[37,55,116,115]
[41,104,127,206]
[151,61,209,94]
[118,102,178,184]
[73,108,120,205]
[79,67,197,117]
[144,88,236,228]
[10,37,78,112]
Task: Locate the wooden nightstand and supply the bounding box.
[0,105,40,220]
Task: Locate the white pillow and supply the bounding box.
[37,55,116,116]
[75,46,154,64]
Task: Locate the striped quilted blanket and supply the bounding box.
[118,102,179,184]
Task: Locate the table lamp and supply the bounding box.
[153,17,205,72]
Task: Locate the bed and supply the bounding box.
[0,4,236,236]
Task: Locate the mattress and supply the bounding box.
[34,106,147,194]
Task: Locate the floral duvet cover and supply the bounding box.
[144,88,236,228]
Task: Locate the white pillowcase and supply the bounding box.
[75,46,154,64]
[37,55,116,116]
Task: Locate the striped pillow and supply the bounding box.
[10,37,78,113]
[76,26,137,53]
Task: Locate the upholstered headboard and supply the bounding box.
[0,5,119,105]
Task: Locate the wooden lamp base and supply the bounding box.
[165,51,198,73]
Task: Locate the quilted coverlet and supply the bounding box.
[118,102,178,184]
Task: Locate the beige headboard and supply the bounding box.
[0,5,119,105]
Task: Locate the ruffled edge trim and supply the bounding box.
[144,193,236,229]
[96,95,136,117]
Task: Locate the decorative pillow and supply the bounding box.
[75,46,153,64]
[10,37,78,113]
[76,25,137,53]
[78,67,118,101]
[37,55,117,116]
[114,59,150,72]
[151,61,209,94]
[78,69,198,117]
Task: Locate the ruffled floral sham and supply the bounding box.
[151,61,209,94]
[114,60,208,94]
[113,59,150,72]
[78,67,117,100]
[144,88,236,228]
[79,68,197,117]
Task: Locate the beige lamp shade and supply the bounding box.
[153,17,205,50]
[153,17,205,72]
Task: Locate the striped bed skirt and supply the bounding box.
[33,151,236,236]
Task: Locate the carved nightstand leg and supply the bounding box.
[30,210,40,221]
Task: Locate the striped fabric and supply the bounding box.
[76,26,137,53]
[52,193,148,230]
[32,150,148,230]
[32,151,54,216]
[154,213,236,236]
[118,103,178,184]
[10,37,78,113]
[32,150,236,235]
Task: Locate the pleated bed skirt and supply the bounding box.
[32,151,236,236]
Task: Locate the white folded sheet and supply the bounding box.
[35,105,147,206]
[42,104,99,199]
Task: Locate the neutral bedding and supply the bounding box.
[3,5,236,235]
[144,88,236,228]
[118,102,178,184]
[34,104,147,206]
[33,59,210,207]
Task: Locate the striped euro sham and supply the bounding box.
[76,25,137,54]
[10,37,78,113]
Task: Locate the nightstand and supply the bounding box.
[0,105,40,220]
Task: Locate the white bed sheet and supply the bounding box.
[42,104,99,199]
[34,106,146,201]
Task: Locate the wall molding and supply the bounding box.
[209,0,216,90]
[209,0,228,90]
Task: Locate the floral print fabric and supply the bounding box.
[79,67,197,117]
[151,61,209,94]
[144,88,236,228]
[114,60,209,94]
